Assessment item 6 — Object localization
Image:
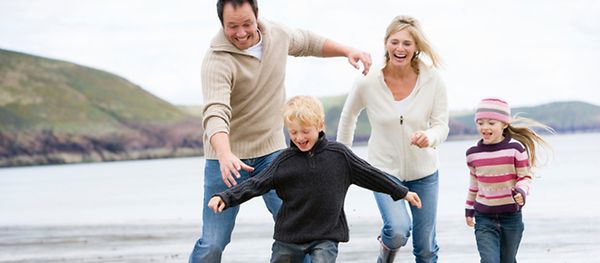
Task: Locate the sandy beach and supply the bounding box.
[2,134,600,262]
[2,216,598,263]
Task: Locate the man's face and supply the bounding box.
[222,2,259,50]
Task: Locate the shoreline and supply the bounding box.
[2,217,598,263]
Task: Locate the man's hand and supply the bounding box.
[218,151,254,187]
[208,196,226,213]
[347,50,372,75]
[210,132,254,187]
[404,191,422,208]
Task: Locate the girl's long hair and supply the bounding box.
[505,115,554,168]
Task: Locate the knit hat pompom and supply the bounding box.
[475,98,511,123]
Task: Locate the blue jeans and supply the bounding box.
[189,150,283,263]
[374,171,439,263]
[474,211,524,263]
[271,240,338,263]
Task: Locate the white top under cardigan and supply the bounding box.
[336,62,449,181]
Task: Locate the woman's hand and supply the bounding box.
[410,131,429,148]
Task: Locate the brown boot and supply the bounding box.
[377,236,398,263]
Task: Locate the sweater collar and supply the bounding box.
[290,131,328,154]
[211,19,270,55]
[477,134,511,148]
[376,60,434,88]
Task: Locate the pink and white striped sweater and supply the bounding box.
[465,136,531,217]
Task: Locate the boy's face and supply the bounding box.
[286,121,323,152]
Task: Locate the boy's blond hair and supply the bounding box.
[283,96,325,128]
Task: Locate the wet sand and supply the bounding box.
[2,217,598,263]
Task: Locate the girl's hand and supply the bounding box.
[466,217,475,227]
[208,196,226,213]
[404,191,422,208]
[512,188,524,206]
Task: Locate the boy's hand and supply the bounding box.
[466,216,475,227]
[404,191,422,208]
[208,196,226,213]
[512,188,524,206]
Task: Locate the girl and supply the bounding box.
[465,98,553,263]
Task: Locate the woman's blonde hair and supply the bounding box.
[384,15,442,73]
[283,96,325,129]
[505,116,555,168]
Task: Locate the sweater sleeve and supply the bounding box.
[284,24,327,57]
[423,75,449,148]
[514,147,532,205]
[339,145,408,200]
[465,161,478,217]
[201,51,233,140]
[336,81,365,147]
[215,154,283,209]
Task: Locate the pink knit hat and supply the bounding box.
[475,98,511,123]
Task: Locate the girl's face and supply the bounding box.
[476,118,508,144]
[286,121,323,152]
[385,29,417,68]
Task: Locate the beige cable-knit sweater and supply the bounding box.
[202,19,326,159]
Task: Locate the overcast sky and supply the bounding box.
[1,0,599,110]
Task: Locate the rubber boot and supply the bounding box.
[376,236,398,263]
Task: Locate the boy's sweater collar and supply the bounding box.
[290,131,328,154]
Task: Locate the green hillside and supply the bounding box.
[319,95,600,140]
[0,49,189,133]
[451,101,600,135]
[0,49,203,166]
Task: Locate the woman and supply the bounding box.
[336,15,449,263]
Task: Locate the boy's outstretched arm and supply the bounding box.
[208,196,226,213]
[404,191,422,208]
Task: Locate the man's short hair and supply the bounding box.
[217,0,258,25]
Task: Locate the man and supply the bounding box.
[189,1,372,262]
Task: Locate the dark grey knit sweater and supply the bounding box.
[216,132,409,243]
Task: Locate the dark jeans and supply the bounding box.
[474,211,524,263]
[270,240,338,263]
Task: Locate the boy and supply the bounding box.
[208,96,421,263]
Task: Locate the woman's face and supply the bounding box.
[385,29,417,67]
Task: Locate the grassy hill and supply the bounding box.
[319,95,600,141]
[0,49,203,166]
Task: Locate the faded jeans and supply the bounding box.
[374,171,440,263]
[188,150,283,263]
